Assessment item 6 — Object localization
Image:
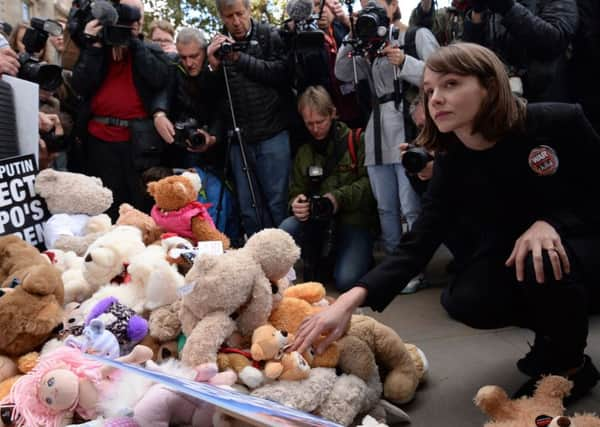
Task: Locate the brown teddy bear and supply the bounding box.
[116,203,164,245]
[0,236,64,357]
[179,228,300,367]
[269,282,340,368]
[250,324,311,382]
[337,315,427,405]
[475,375,600,427]
[147,171,230,249]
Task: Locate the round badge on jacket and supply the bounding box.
[528,145,559,176]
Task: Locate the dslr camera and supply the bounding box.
[18,18,63,91]
[402,145,433,175]
[344,1,391,56]
[174,118,206,148]
[306,165,334,221]
[67,0,141,48]
[216,41,252,58]
[40,127,68,153]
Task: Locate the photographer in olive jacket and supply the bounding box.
[71,0,169,220]
[280,86,378,291]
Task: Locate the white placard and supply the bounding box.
[1,75,39,165]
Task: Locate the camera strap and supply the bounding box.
[323,126,361,179]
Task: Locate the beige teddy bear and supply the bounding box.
[475,375,600,427]
[35,169,113,255]
[179,228,300,367]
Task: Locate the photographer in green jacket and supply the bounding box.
[280,86,378,290]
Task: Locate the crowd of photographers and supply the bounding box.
[0,0,598,291]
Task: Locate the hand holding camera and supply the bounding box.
[84,19,103,47]
[208,34,241,71]
[0,47,19,76]
[400,143,434,179]
[185,129,216,153]
[292,194,311,221]
[381,44,405,67]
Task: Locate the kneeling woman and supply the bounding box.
[292,42,600,401]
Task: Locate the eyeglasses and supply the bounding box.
[152,38,174,45]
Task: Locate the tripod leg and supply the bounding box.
[215,131,234,229]
[235,131,264,231]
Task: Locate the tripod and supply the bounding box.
[215,61,264,232]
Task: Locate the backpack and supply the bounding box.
[346,128,362,174]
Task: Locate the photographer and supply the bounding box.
[280,86,377,291]
[409,0,473,46]
[335,0,438,262]
[206,0,293,236]
[70,0,169,220]
[463,0,577,102]
[152,28,223,169]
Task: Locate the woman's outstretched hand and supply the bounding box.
[291,286,368,355]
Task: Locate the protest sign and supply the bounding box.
[0,154,49,248]
[88,354,344,427]
[1,75,39,162]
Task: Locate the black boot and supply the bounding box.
[513,355,600,404]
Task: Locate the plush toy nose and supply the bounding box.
[556,417,571,427]
[1,407,13,425]
[281,330,288,337]
[271,283,278,294]
[85,253,92,262]
[161,347,173,359]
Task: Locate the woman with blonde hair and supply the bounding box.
[293,43,600,402]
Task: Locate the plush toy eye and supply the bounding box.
[10,278,20,288]
[45,397,53,405]
[47,377,55,387]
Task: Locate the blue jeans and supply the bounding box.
[367,163,422,255]
[230,131,291,236]
[280,216,374,292]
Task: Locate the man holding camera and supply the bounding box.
[71,0,169,220]
[280,86,377,291]
[152,28,223,169]
[463,0,577,102]
[207,0,292,236]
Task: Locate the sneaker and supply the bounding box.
[512,355,600,403]
[400,273,428,295]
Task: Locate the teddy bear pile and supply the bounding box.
[0,168,432,427]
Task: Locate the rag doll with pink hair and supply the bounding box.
[0,345,237,427]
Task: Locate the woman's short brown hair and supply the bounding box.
[297,85,336,117]
[416,42,526,152]
[148,19,175,39]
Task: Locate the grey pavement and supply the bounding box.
[318,246,600,426]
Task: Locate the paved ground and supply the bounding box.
[320,246,600,426]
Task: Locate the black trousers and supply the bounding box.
[85,135,149,222]
[440,242,596,370]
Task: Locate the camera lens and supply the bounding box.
[402,147,432,175]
